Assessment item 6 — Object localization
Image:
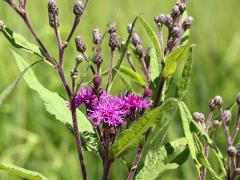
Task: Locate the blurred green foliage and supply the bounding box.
[0,0,240,179]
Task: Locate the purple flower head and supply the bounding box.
[120,93,152,113]
[88,93,129,128]
[75,86,97,108]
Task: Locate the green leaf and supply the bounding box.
[0,60,43,107]
[118,66,146,87]
[114,68,135,92]
[1,26,52,66]
[137,15,163,63]
[181,11,190,45]
[162,45,195,78]
[110,98,178,159]
[149,48,161,83]
[0,162,48,180]
[12,51,97,152]
[178,101,201,175]
[176,48,193,99]
[136,138,189,180]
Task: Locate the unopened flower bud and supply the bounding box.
[154,14,166,25]
[132,32,141,46]
[214,95,223,107]
[212,120,220,128]
[165,14,173,28]
[183,16,194,31]
[93,51,103,65]
[127,24,133,34]
[92,29,102,45]
[48,0,59,15]
[236,95,240,106]
[227,146,237,157]
[171,26,181,38]
[48,13,59,28]
[171,5,181,19]
[0,20,4,31]
[209,99,216,111]
[73,1,84,16]
[144,88,153,97]
[108,23,117,34]
[93,75,102,89]
[223,110,232,126]
[136,44,144,58]
[75,36,86,53]
[76,55,84,64]
[109,32,119,51]
[193,112,205,122]
[178,3,186,14]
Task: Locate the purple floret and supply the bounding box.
[75,86,97,108]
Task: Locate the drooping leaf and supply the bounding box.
[110,98,178,159]
[162,45,195,78]
[0,60,43,107]
[136,138,189,180]
[137,15,163,63]
[0,163,48,180]
[176,48,193,99]
[12,51,97,152]
[1,26,52,66]
[178,101,201,175]
[118,66,146,87]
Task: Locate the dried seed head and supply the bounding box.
[154,14,166,25]
[75,36,86,53]
[92,29,102,45]
[109,32,119,51]
[144,88,153,97]
[178,3,186,14]
[132,32,141,46]
[209,99,216,111]
[193,112,205,122]
[214,95,223,107]
[212,120,220,128]
[136,44,144,58]
[227,146,237,157]
[183,16,194,31]
[0,20,4,32]
[127,24,133,34]
[171,26,181,38]
[48,13,59,27]
[165,14,173,29]
[93,50,103,65]
[73,1,84,16]
[236,95,240,106]
[76,54,84,64]
[171,5,181,19]
[223,110,232,126]
[48,0,59,15]
[108,23,117,34]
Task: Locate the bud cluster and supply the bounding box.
[193,112,205,123]
[92,29,102,45]
[75,36,86,53]
[48,0,59,28]
[108,23,119,51]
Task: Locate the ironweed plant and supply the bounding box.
[0,0,239,180]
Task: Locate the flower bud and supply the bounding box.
[93,75,102,89]
[178,3,186,14]
[236,95,240,106]
[93,50,103,65]
[132,32,141,46]
[108,23,117,34]
[171,5,181,19]
[183,16,194,31]
[144,88,153,97]
[48,0,59,15]
[227,146,237,157]
[193,112,205,122]
[214,95,223,107]
[209,99,216,111]
[76,54,84,64]
[73,1,84,16]
[223,110,232,126]
[75,36,86,53]
[136,44,144,58]
[165,14,173,29]
[92,29,102,45]
[0,20,4,32]
[171,26,181,38]
[154,14,166,25]
[48,13,59,28]
[109,32,119,51]
[212,120,220,128]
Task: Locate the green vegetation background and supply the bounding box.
[0,0,240,179]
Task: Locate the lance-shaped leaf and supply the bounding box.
[136,138,189,180]
[162,45,195,78]
[12,51,97,152]
[0,163,48,180]
[149,48,161,85]
[110,98,178,159]
[176,48,193,99]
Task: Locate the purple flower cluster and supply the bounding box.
[73,86,151,128]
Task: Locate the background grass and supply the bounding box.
[0,0,240,179]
